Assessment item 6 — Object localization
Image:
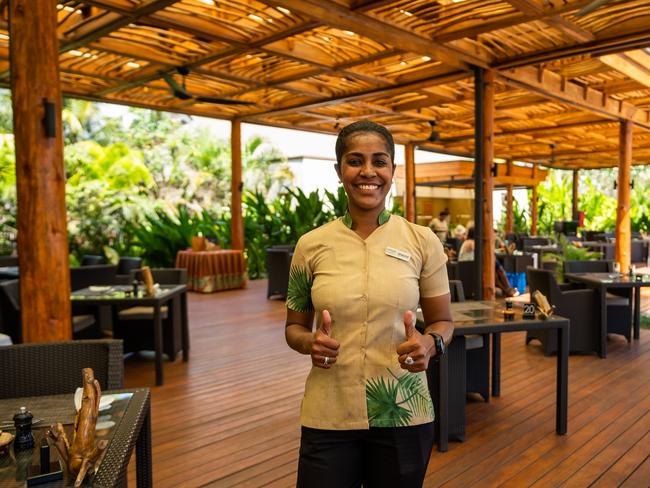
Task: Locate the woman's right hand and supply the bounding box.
[311,309,340,369]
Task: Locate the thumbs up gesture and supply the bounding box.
[311,309,340,369]
[396,311,433,372]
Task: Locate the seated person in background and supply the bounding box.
[458,226,475,262]
[429,209,450,242]
[458,227,519,297]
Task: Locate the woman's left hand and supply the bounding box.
[396,311,435,372]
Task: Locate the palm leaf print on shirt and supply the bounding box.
[366,369,434,427]
[286,265,313,313]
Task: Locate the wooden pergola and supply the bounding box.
[8,0,650,341]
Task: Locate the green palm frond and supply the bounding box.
[389,369,433,419]
[366,376,412,427]
[286,265,313,312]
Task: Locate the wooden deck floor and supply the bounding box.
[124,280,650,487]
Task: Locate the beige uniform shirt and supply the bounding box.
[287,212,449,430]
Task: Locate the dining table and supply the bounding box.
[420,300,570,452]
[564,272,650,355]
[0,388,151,487]
[71,285,189,386]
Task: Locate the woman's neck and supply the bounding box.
[348,205,385,239]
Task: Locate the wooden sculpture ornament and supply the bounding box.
[47,368,108,487]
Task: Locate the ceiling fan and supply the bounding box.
[575,0,611,17]
[159,67,255,105]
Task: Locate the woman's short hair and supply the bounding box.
[335,121,395,164]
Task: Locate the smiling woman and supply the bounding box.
[284,121,454,488]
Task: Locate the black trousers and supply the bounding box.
[297,423,435,488]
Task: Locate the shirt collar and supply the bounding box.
[342,209,391,229]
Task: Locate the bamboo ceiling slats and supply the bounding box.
[4,0,650,168]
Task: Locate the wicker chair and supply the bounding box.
[456,260,478,300]
[0,255,18,267]
[0,280,99,343]
[114,268,187,359]
[80,255,105,266]
[526,267,600,355]
[0,339,123,399]
[115,257,143,284]
[266,245,295,299]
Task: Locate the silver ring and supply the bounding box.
[405,356,414,365]
[323,356,330,365]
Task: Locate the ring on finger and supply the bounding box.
[323,356,330,365]
[405,356,414,365]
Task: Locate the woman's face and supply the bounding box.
[336,132,395,213]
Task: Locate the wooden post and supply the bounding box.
[572,169,579,220]
[9,0,71,342]
[404,142,416,223]
[231,120,244,251]
[615,120,632,273]
[475,68,495,300]
[505,159,514,234]
[531,165,538,236]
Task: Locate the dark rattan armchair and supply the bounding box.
[0,339,123,399]
[266,245,295,299]
[526,267,600,355]
[0,280,100,343]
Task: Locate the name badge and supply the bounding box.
[385,247,411,262]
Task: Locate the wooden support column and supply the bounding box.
[475,68,495,300]
[531,165,538,236]
[505,159,514,234]
[572,169,579,220]
[231,120,244,251]
[9,0,71,342]
[615,120,632,273]
[404,142,416,223]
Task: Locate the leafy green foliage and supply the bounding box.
[498,197,529,234]
[545,235,601,282]
[536,172,572,236]
[124,205,223,268]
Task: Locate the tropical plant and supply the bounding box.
[535,171,572,236]
[544,235,601,282]
[498,198,529,234]
[124,204,224,268]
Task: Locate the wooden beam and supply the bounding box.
[404,143,416,223]
[615,120,632,273]
[531,165,538,236]
[433,0,596,43]
[599,51,650,90]
[496,29,650,70]
[261,0,480,70]
[572,169,579,220]
[506,159,514,234]
[242,70,468,121]
[9,0,71,342]
[476,68,495,300]
[231,120,244,251]
[497,66,650,131]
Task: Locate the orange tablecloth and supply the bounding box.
[176,249,248,293]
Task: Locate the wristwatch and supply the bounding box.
[427,332,446,357]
